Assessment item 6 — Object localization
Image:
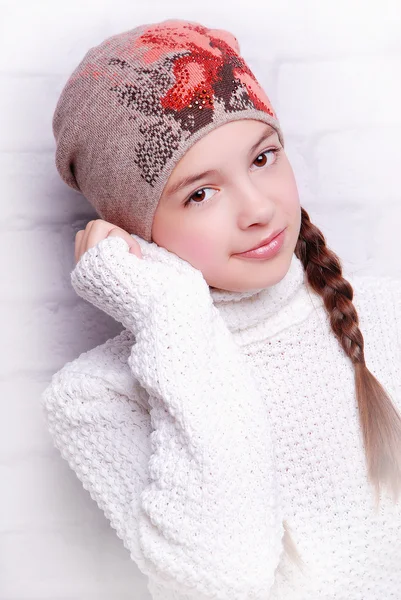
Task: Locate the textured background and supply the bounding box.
[1,1,401,598]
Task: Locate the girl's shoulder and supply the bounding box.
[62,328,135,377]
[59,329,149,410]
[347,271,401,353]
[349,271,401,312]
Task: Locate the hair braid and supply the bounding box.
[295,206,401,509]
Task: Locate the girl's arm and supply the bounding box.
[40,330,154,573]
[69,235,287,600]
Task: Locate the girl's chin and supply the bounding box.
[208,256,291,291]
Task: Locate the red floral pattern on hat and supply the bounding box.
[58,20,280,197]
[134,20,276,120]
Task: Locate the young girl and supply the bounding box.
[42,18,401,600]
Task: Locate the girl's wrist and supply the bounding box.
[70,234,212,337]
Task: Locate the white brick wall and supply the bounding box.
[1,1,401,598]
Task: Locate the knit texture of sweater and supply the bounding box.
[41,235,401,600]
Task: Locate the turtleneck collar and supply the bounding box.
[209,253,323,341]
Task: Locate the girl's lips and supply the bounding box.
[234,228,286,260]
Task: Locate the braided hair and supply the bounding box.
[281,207,401,571]
[295,206,401,508]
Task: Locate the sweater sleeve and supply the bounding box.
[69,235,287,600]
[40,330,154,574]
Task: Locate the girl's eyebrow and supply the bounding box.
[165,125,277,198]
[247,125,277,157]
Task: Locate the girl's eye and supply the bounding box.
[251,147,281,170]
[183,146,282,208]
[183,187,216,208]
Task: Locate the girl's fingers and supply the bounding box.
[84,219,109,253]
[75,220,96,264]
[107,228,143,259]
[75,219,143,263]
[74,230,84,264]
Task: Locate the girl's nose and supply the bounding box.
[236,181,276,229]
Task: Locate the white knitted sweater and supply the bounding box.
[41,234,401,600]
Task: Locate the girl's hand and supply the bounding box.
[70,220,211,339]
[74,219,142,264]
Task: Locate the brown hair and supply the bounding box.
[281,206,401,571]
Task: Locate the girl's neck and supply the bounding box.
[209,253,322,339]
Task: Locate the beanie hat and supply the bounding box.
[53,19,284,242]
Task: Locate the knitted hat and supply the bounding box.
[53,19,284,242]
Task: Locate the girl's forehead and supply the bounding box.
[180,122,278,167]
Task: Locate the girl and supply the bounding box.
[42,18,401,600]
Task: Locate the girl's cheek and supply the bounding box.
[179,235,216,265]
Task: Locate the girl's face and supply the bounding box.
[152,119,302,292]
